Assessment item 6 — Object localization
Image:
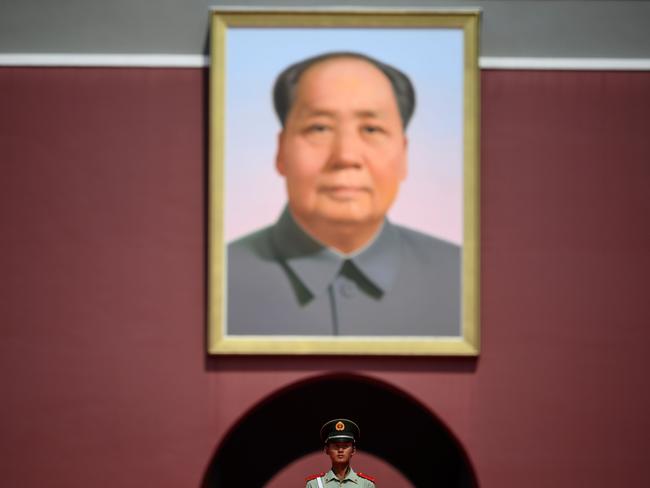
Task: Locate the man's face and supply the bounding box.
[276,57,407,230]
[324,441,355,465]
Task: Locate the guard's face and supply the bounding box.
[276,57,407,230]
[324,441,355,465]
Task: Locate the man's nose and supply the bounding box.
[327,130,363,169]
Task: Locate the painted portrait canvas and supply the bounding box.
[208,9,480,355]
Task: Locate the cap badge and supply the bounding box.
[335,421,345,431]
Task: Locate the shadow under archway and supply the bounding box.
[202,374,477,487]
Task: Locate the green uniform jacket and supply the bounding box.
[305,467,376,488]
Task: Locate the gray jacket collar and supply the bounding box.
[271,208,402,298]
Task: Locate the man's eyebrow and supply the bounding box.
[298,108,336,118]
[354,110,381,119]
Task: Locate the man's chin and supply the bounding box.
[313,205,377,224]
[292,206,383,233]
[319,213,376,228]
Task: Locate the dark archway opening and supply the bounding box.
[202,374,477,487]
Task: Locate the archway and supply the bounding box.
[202,374,477,487]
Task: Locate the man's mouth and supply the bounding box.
[319,185,369,200]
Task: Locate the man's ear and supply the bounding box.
[400,135,409,181]
[275,131,287,176]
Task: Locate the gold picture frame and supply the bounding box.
[208,8,480,355]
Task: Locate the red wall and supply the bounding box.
[1,67,649,487]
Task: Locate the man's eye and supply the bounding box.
[306,124,330,133]
[362,125,384,134]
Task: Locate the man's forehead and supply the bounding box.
[297,57,391,90]
[291,57,399,115]
[294,106,385,119]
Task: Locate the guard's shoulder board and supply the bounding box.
[358,472,376,482]
[305,472,325,481]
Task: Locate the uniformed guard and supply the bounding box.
[305,418,376,487]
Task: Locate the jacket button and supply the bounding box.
[339,281,357,298]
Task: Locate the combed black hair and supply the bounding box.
[273,51,416,129]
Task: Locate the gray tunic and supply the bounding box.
[227,208,460,336]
